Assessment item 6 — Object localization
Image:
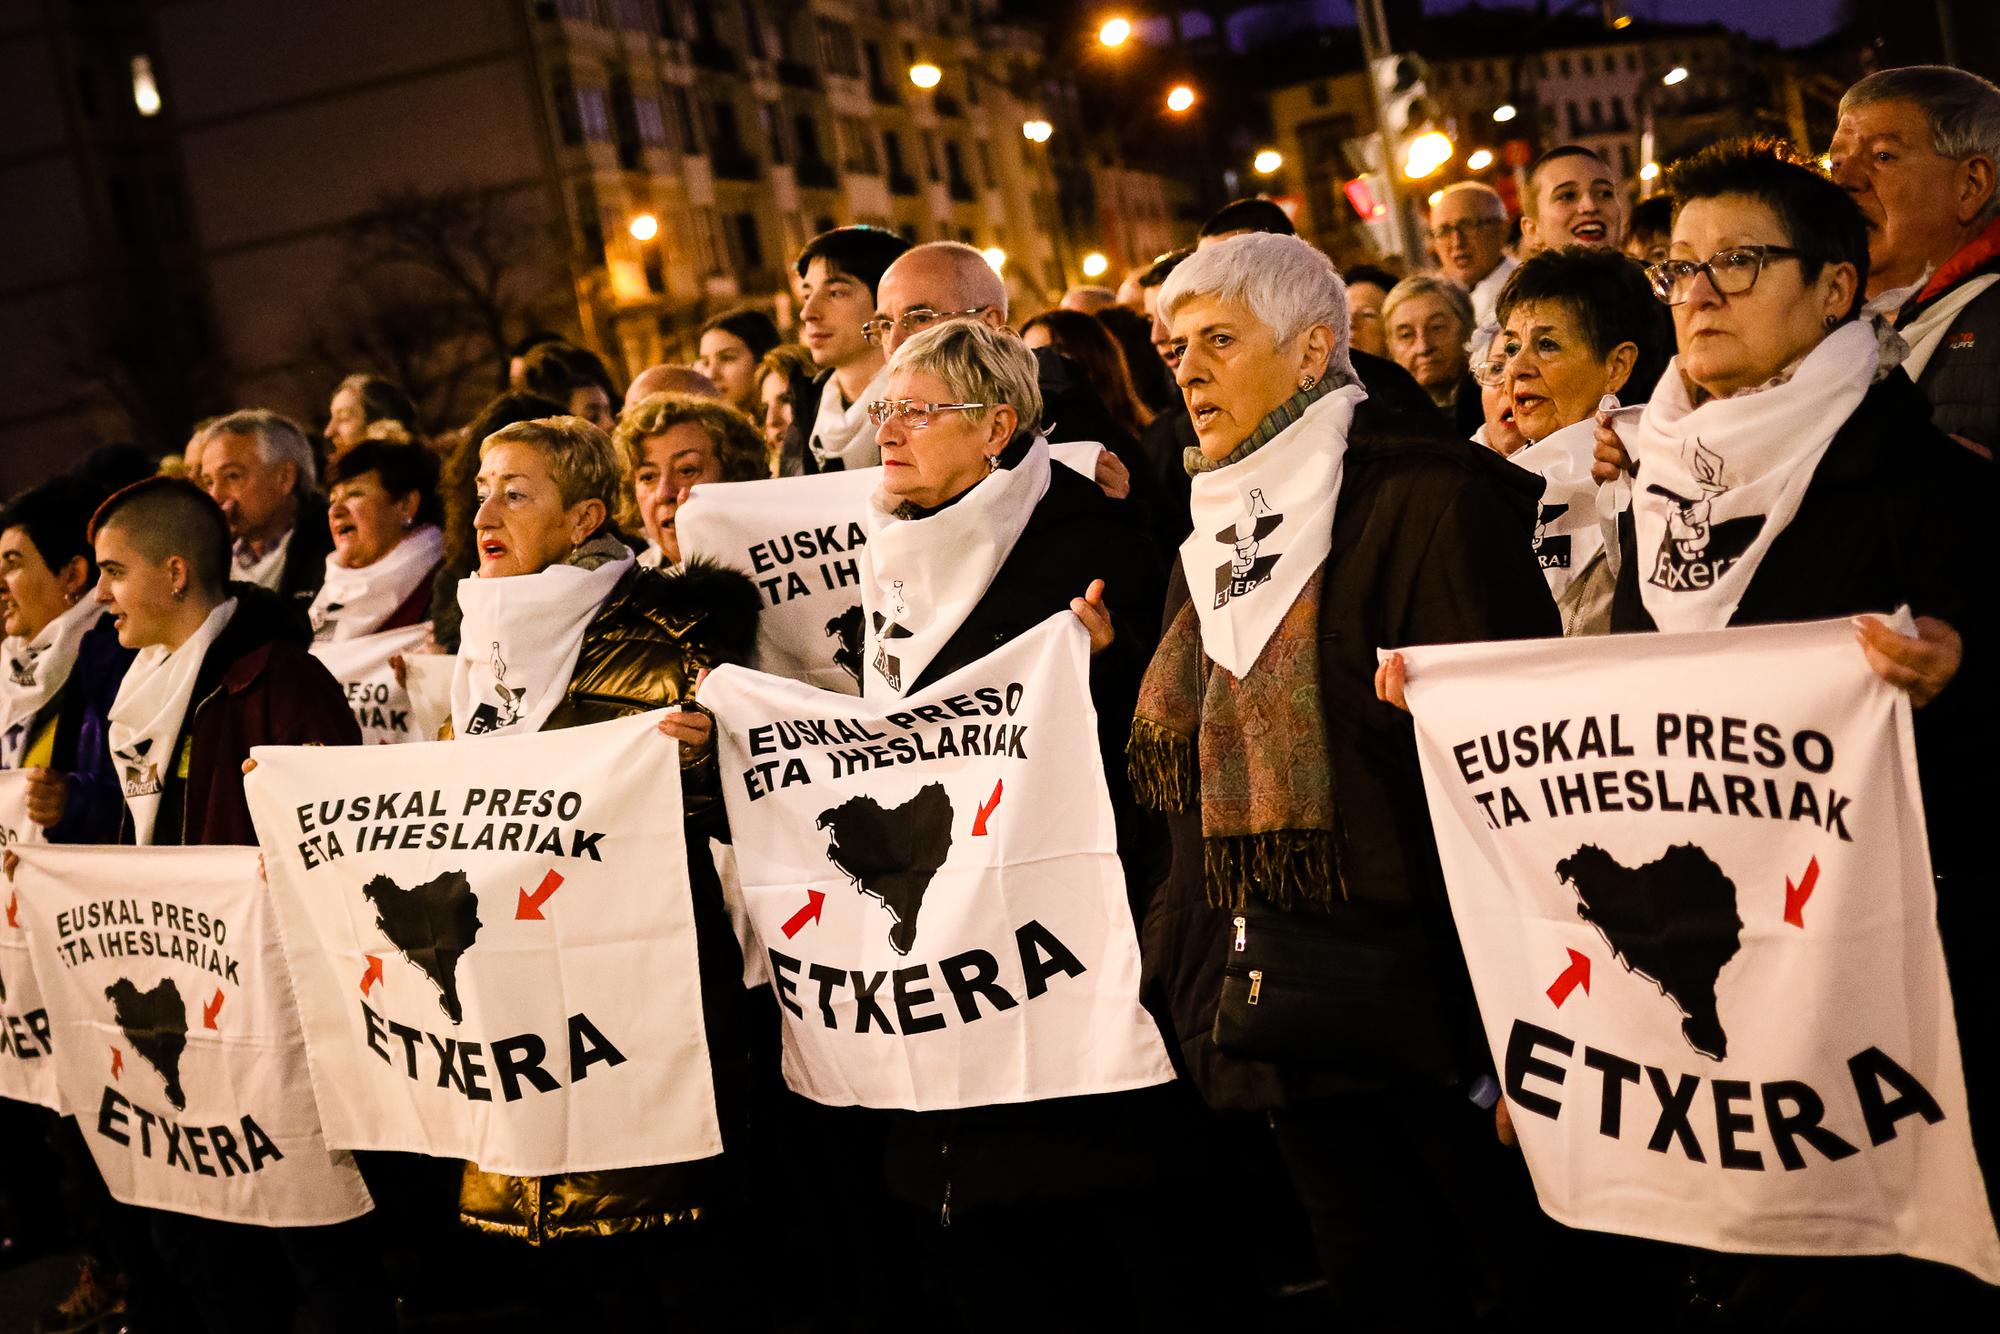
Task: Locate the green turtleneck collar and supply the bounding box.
[1184,377,1335,477]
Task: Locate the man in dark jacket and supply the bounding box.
[776,225,912,476]
[47,477,388,1331]
[188,409,335,605]
[1831,65,2000,453]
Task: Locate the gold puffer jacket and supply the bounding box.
[458,552,761,1243]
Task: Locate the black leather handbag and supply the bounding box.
[1213,901,1467,1084]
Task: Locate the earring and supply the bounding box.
[171,584,188,602]
[402,517,414,531]
[985,454,999,473]
[1824,314,1839,329]
[1299,374,1318,392]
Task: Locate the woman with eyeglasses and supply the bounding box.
[848,319,1209,1326]
[1471,247,1672,633]
[1576,138,1999,1322]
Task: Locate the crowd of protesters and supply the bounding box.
[1,59,1997,1334]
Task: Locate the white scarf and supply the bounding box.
[107,599,237,844]
[0,598,101,769]
[233,532,291,591]
[307,525,442,643]
[1625,321,1877,632]
[1510,413,1609,605]
[809,366,888,471]
[859,435,1052,698]
[450,552,634,737]
[1180,385,1367,677]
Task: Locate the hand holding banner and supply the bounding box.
[244,711,721,1176]
[1393,616,2000,1282]
[0,772,59,1110]
[701,612,1172,1110]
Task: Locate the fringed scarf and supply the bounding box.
[1130,380,1359,911]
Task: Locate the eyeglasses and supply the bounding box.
[864,399,988,428]
[1470,356,1510,388]
[1429,219,1500,243]
[1646,246,1804,305]
[860,306,992,344]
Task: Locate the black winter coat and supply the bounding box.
[1141,401,1560,1112]
[878,452,1189,1215]
[274,505,336,607]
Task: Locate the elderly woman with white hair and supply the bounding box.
[844,319,1216,1326]
[1130,230,1558,1327]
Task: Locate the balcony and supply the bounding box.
[778,60,822,91]
[796,157,840,190]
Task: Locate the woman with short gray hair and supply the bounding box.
[849,316,1192,1319]
[1134,229,1558,1325]
[1383,273,1478,422]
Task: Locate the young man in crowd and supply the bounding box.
[185,409,331,607]
[1519,145,1625,255]
[776,225,911,475]
[1832,65,2000,453]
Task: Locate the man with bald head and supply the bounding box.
[625,364,722,404]
[1430,182,1515,327]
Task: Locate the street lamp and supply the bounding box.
[1022,119,1053,143]
[909,62,942,89]
[1252,149,1283,175]
[1403,130,1454,180]
[1492,103,1518,123]
[1098,17,1132,48]
[1662,66,1688,86]
[982,247,1008,272]
[1166,85,1196,113]
[629,213,659,242]
[1639,161,1661,182]
[1081,252,1110,278]
[1466,148,1494,171]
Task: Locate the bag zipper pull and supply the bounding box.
[1247,969,1263,1005]
[1232,914,1246,952]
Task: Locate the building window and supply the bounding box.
[975,140,994,188]
[731,212,764,272]
[672,86,701,151]
[615,0,655,33]
[840,118,880,173]
[1625,51,1638,72]
[634,94,669,146]
[738,1,768,59]
[575,184,604,260]
[1581,53,1594,75]
[1559,56,1572,78]
[577,87,612,141]
[760,103,788,163]
[552,76,582,145]
[816,18,860,78]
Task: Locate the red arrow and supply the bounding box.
[1546,948,1591,1008]
[110,1047,123,1080]
[971,779,1004,836]
[516,869,564,920]
[202,989,224,1029]
[1784,856,1819,928]
[782,889,826,939]
[360,955,384,996]
[4,891,15,929]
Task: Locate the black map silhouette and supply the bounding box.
[826,604,865,686]
[105,977,189,1109]
[361,870,483,1023]
[818,784,955,955]
[1556,843,1742,1060]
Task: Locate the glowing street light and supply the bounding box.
[1252,149,1283,175]
[982,247,1007,272]
[1098,17,1132,48]
[1639,161,1661,182]
[1427,189,1445,209]
[1166,84,1196,114]
[1492,103,1518,123]
[1403,130,1455,180]
[1662,66,1688,86]
[1081,252,1111,278]
[1612,14,1633,29]
[629,213,659,242]
[1466,148,1495,171]
[1022,119,1053,143]
[909,62,942,89]
[131,55,162,117]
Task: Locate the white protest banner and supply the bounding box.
[1395,617,2000,1282]
[702,612,1173,1110]
[312,624,434,745]
[676,443,1107,695]
[0,772,59,1110]
[12,844,372,1225]
[244,712,721,1176]
[401,651,454,743]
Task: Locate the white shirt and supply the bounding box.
[1468,254,1519,330]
